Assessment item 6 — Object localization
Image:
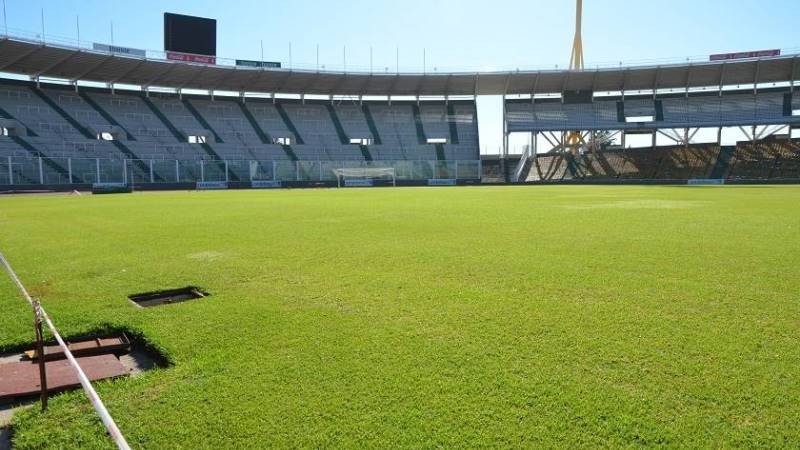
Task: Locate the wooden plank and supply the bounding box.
[24,335,130,361]
[0,355,129,401]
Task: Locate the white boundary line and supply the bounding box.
[0,250,131,450]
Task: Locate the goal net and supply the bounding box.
[332,167,396,187]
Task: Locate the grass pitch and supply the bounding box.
[0,186,799,448]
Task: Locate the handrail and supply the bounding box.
[513,146,532,182]
[0,250,132,450]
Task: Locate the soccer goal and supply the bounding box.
[332,167,396,187]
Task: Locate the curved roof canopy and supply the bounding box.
[0,36,798,96]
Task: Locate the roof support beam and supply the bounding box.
[753,59,761,95]
[71,54,115,82]
[143,63,180,90]
[108,58,148,84]
[652,66,661,99]
[530,72,540,103]
[32,50,81,78]
[0,45,42,71]
[178,65,209,90]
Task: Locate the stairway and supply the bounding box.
[361,104,382,145]
[78,92,136,140]
[274,103,305,144]
[411,104,427,144]
[30,88,94,139]
[446,103,460,145]
[11,136,82,183]
[709,146,736,179]
[182,99,224,143]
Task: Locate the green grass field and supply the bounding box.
[1,186,799,449]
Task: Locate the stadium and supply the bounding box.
[0,1,798,448]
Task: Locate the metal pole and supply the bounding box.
[396,47,399,74]
[110,21,114,47]
[316,44,319,72]
[343,46,346,72]
[38,157,43,184]
[33,300,48,411]
[370,46,373,73]
[7,156,12,185]
[260,40,264,62]
[40,8,44,42]
[423,48,426,74]
[289,42,292,68]
[76,15,80,43]
[2,0,7,37]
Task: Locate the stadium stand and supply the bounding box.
[0,79,480,186]
[522,140,799,182]
[0,34,796,188]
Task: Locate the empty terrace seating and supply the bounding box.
[0,80,481,186]
[506,90,797,132]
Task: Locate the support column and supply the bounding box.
[8,156,14,185]
[67,158,72,183]
[95,158,100,183]
[200,160,205,182]
[38,157,44,184]
[225,161,229,183]
[122,159,127,185]
[149,159,154,183]
[175,160,180,182]
[502,95,508,159]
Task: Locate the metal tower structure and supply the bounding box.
[565,0,585,154]
[569,0,585,70]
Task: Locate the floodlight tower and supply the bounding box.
[565,0,585,154]
[569,0,584,71]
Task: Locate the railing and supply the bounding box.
[1,27,799,75]
[0,156,482,185]
[512,146,532,182]
[0,250,131,450]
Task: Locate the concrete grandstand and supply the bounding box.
[0,33,798,189]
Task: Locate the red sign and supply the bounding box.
[166,51,216,65]
[710,50,780,61]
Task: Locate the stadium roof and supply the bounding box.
[0,36,798,97]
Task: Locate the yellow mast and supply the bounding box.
[566,0,585,153]
[569,0,584,70]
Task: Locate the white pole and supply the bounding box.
[370,46,373,73]
[260,40,264,62]
[76,15,80,44]
[316,44,319,71]
[289,42,292,68]
[343,46,346,72]
[110,21,114,47]
[40,8,44,42]
[3,0,8,37]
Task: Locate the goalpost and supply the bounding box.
[332,167,396,187]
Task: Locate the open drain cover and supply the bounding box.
[129,287,209,308]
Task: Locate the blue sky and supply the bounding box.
[2,0,799,152]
